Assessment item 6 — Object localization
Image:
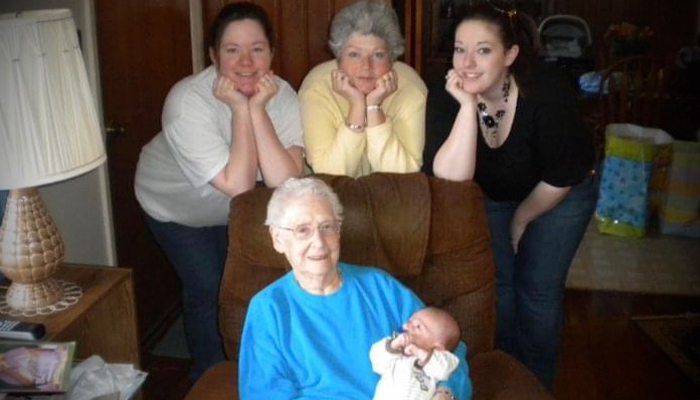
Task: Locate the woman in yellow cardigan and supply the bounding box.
[299,0,427,178]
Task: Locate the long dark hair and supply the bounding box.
[209,2,274,51]
[451,0,540,90]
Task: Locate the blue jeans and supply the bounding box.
[144,214,228,382]
[486,176,597,388]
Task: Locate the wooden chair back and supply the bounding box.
[594,55,668,160]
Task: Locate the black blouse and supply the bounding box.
[423,62,593,202]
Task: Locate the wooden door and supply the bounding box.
[94,0,192,343]
[202,0,398,90]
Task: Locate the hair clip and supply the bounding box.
[486,0,506,14]
[486,0,517,18]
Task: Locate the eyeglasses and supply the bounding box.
[277,220,341,241]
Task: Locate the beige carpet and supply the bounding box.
[566,221,700,295]
[633,313,700,389]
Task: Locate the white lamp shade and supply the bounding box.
[0,9,106,190]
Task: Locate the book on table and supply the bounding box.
[0,341,75,394]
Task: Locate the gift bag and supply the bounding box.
[659,140,700,237]
[595,123,673,237]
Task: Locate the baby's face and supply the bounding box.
[402,309,441,350]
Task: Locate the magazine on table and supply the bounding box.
[0,341,75,394]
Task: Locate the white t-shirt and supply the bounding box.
[135,65,303,227]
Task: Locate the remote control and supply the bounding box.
[0,319,46,340]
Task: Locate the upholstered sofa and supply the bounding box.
[185,173,553,400]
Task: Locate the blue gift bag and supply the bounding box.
[595,124,673,237]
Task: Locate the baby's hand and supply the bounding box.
[404,343,431,366]
[389,332,410,351]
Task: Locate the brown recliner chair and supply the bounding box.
[185,173,553,400]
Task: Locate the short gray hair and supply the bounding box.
[265,178,344,226]
[328,0,404,60]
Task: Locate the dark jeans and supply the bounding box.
[486,175,597,388]
[144,214,228,382]
[0,190,7,223]
[0,190,7,281]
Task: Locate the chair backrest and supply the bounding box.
[593,55,669,161]
[597,55,668,127]
[218,173,496,361]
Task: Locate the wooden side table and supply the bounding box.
[17,264,141,364]
[5,264,142,397]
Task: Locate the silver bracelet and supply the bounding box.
[366,104,382,111]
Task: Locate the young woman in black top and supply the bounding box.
[423,0,596,389]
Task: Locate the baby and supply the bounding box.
[370,307,461,400]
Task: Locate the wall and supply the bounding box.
[202,0,366,89]
[0,0,116,267]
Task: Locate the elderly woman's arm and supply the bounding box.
[364,64,425,173]
[300,80,367,176]
[365,93,424,173]
[238,299,299,400]
[439,342,473,400]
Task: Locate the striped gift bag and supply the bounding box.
[659,140,700,237]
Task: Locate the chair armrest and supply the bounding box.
[470,350,554,400]
[184,351,552,400]
[184,361,239,400]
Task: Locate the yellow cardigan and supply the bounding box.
[299,60,427,177]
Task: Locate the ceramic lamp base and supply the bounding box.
[0,188,66,312]
[5,278,64,311]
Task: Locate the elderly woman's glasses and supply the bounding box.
[278,220,341,241]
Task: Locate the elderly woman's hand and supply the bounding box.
[445,69,476,107]
[433,388,456,400]
[213,74,249,110]
[366,69,398,107]
[331,69,365,106]
[250,71,279,109]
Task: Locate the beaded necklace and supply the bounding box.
[477,75,511,144]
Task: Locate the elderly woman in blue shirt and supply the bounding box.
[238,177,472,400]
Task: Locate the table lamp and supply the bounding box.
[0,9,106,312]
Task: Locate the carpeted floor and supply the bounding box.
[151,315,190,359]
[633,313,700,389]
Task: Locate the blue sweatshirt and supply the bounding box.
[238,263,472,400]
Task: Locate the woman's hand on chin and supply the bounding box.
[445,69,476,108]
[331,69,365,106]
[213,74,249,110]
[366,69,398,107]
[249,71,278,108]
